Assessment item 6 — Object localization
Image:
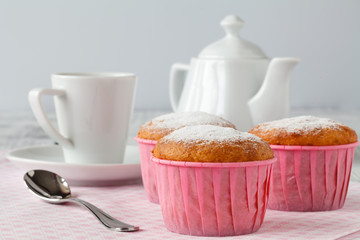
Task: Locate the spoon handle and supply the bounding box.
[68,198,139,232]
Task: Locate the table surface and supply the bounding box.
[1,108,360,239]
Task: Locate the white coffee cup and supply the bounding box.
[28,72,137,164]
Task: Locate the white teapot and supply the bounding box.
[169,15,300,131]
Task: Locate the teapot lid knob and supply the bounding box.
[221,15,244,36]
[198,15,267,59]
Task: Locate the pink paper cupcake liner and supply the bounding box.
[151,156,276,236]
[268,141,359,211]
[134,137,159,203]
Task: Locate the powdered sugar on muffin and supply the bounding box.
[153,125,274,163]
[162,124,261,144]
[254,116,342,134]
[249,116,358,146]
[138,111,236,141]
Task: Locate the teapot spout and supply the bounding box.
[248,57,300,126]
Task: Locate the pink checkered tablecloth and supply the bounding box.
[1,150,360,240]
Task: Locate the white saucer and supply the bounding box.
[6,145,141,186]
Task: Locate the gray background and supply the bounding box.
[0,0,359,112]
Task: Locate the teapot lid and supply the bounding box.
[199,15,267,59]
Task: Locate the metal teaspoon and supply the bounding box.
[24,169,139,232]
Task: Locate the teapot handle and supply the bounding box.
[169,63,189,111]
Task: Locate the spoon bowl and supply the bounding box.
[24,170,71,202]
[24,169,139,232]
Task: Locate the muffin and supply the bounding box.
[152,125,276,236]
[249,116,359,211]
[134,111,236,203]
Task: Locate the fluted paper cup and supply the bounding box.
[151,156,276,236]
[134,137,159,203]
[268,141,359,211]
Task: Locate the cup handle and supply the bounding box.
[28,88,73,148]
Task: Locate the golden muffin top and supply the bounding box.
[153,125,274,163]
[138,111,236,141]
[249,116,358,146]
